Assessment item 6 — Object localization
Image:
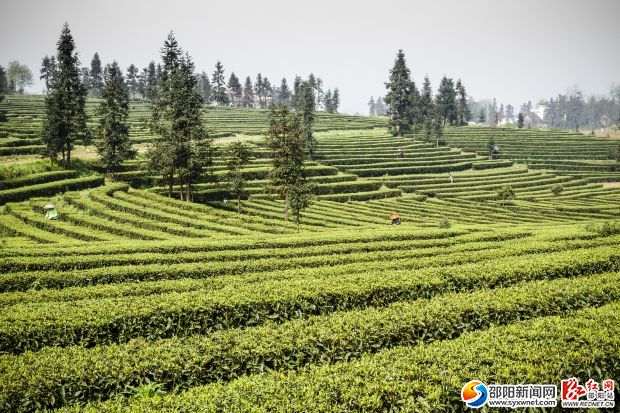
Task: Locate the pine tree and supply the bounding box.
[96,61,136,179]
[314,77,323,110]
[419,76,434,142]
[455,79,470,126]
[242,76,254,107]
[368,96,376,116]
[226,141,251,216]
[292,76,302,109]
[266,105,309,223]
[80,67,91,95]
[41,23,89,168]
[431,103,444,147]
[0,65,6,122]
[478,108,486,124]
[126,64,139,100]
[262,77,272,108]
[375,97,386,116]
[278,78,291,107]
[148,32,212,201]
[40,55,57,92]
[487,135,496,160]
[288,178,312,232]
[0,65,8,95]
[255,73,263,107]
[210,61,228,106]
[227,72,242,106]
[506,104,514,123]
[89,53,103,97]
[299,82,316,158]
[145,61,158,100]
[197,71,211,103]
[324,89,333,113]
[384,50,416,136]
[517,112,525,128]
[332,88,340,113]
[137,67,147,99]
[436,76,457,126]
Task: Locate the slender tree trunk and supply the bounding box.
[186,174,191,202]
[179,180,184,200]
[284,190,289,222]
[168,172,173,198]
[237,194,241,217]
[66,148,71,169]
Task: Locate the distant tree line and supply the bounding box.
[381,50,470,143]
[0,61,33,94]
[543,87,620,131]
[41,52,340,113]
[467,85,620,132]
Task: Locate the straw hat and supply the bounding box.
[44,204,55,209]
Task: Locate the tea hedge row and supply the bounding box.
[1,244,618,353]
[3,272,619,411]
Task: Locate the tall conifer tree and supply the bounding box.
[384,50,416,136]
[90,53,103,97]
[96,62,135,179]
[41,23,89,168]
[242,76,254,107]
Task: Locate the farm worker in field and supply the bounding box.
[449,173,453,183]
[398,148,404,158]
[44,204,58,220]
[390,212,401,225]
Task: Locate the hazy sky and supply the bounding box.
[2,0,619,114]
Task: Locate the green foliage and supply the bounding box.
[147,32,212,201]
[0,175,103,205]
[3,271,620,411]
[299,81,317,158]
[517,112,525,128]
[550,183,564,196]
[6,61,33,94]
[126,382,166,402]
[66,302,620,412]
[384,50,416,136]
[96,62,136,178]
[211,61,229,106]
[435,76,457,126]
[438,218,451,228]
[496,185,516,201]
[585,221,620,237]
[266,105,308,221]
[41,23,89,169]
[225,141,251,215]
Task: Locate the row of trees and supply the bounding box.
[52,52,341,113]
[543,88,620,131]
[469,86,620,131]
[0,61,34,94]
[39,24,316,228]
[383,50,470,143]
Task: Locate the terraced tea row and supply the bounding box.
[0,95,387,156]
[442,127,619,173]
[2,271,619,410]
[68,302,619,412]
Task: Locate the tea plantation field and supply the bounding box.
[1,97,620,412]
